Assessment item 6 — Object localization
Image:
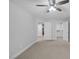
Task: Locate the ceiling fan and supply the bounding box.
[36,0,69,13]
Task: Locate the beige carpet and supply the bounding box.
[15,40,70,59]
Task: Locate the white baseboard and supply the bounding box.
[13,40,37,59]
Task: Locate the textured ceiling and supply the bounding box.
[10,0,70,21]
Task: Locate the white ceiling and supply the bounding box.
[10,0,70,21]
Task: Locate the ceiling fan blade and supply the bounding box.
[36,5,48,7]
[56,0,69,5]
[52,0,56,6]
[48,0,51,6]
[48,0,56,6]
[56,8,62,11]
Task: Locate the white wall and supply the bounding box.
[63,21,68,41]
[9,2,36,59]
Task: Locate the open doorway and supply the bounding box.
[37,22,52,41]
[37,22,44,41]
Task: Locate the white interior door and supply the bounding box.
[44,22,52,40]
[37,24,42,37]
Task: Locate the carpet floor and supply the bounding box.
[15,40,70,59]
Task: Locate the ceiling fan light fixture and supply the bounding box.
[36,0,68,13]
[49,6,56,12]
